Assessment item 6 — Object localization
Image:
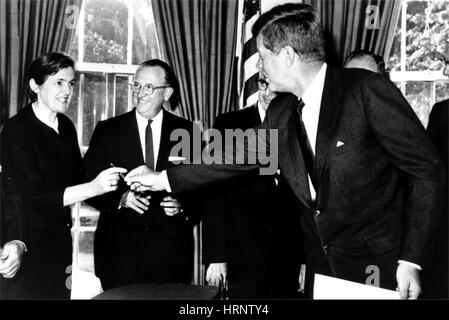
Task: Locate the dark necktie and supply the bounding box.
[296,99,316,188]
[145,119,155,170]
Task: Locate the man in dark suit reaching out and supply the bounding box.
[125,3,446,299]
[84,59,198,291]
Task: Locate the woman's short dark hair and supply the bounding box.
[135,59,180,110]
[28,52,75,102]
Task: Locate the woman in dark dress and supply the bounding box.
[0,52,126,299]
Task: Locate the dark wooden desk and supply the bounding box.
[93,283,219,300]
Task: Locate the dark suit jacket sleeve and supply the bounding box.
[166,121,204,227]
[361,74,447,267]
[83,121,123,213]
[167,119,270,194]
[201,115,229,265]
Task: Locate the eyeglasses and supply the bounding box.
[129,82,170,95]
[256,78,268,91]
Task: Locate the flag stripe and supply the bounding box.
[243,73,259,103]
[243,54,259,82]
[245,92,259,109]
[244,14,259,42]
[244,0,260,21]
[240,0,261,108]
[242,37,258,64]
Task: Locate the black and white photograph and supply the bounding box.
[0,0,448,311]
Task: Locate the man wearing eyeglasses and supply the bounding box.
[125,4,446,299]
[202,75,305,298]
[83,59,199,291]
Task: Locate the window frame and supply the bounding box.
[388,0,449,110]
[70,0,161,298]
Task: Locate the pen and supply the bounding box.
[109,162,126,180]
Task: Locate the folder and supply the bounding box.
[313,273,400,299]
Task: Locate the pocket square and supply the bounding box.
[336,141,345,147]
[168,156,186,162]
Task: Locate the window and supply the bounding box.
[388,0,449,127]
[67,0,161,299]
[68,0,161,149]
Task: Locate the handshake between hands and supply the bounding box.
[124,165,167,193]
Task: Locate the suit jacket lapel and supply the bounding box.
[127,109,145,164]
[314,66,344,188]
[273,94,312,209]
[287,113,313,208]
[155,109,172,171]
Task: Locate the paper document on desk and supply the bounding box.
[313,274,400,299]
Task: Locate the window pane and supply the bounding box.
[65,73,81,132]
[132,0,160,64]
[405,81,433,126]
[70,73,133,148]
[113,75,132,116]
[406,1,449,71]
[68,28,79,62]
[82,74,106,146]
[84,0,128,64]
[106,74,132,118]
[72,231,102,299]
[436,81,449,103]
[79,231,95,271]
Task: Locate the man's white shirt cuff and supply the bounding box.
[398,260,422,271]
[9,240,27,253]
[161,170,172,193]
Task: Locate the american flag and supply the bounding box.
[239,0,261,109]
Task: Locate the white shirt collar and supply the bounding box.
[298,62,327,153]
[302,63,327,107]
[257,101,266,123]
[135,107,163,128]
[32,103,59,133]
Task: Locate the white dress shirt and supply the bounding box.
[257,102,266,123]
[300,63,327,200]
[135,109,163,168]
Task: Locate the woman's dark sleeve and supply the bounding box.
[1,123,66,216]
